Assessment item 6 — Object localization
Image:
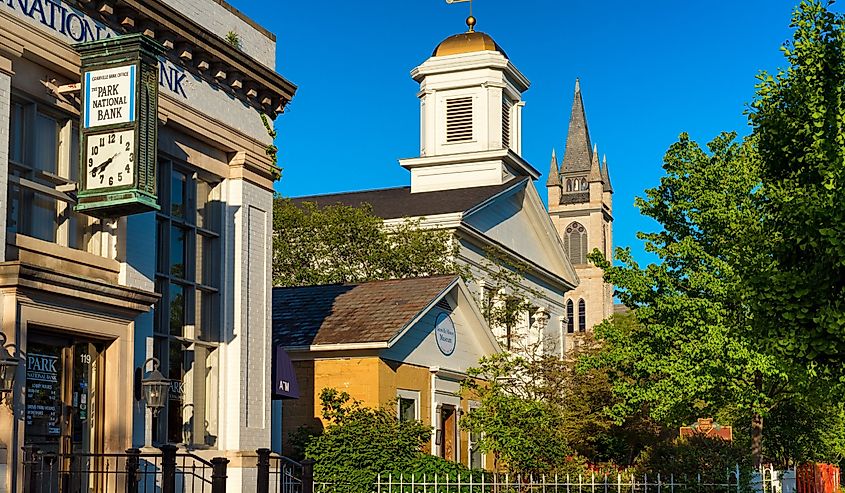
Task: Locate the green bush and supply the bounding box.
[634,435,752,490]
[299,388,477,493]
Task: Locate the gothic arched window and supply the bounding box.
[578,299,586,332]
[565,179,572,192]
[564,222,588,265]
[566,299,574,333]
[580,178,588,191]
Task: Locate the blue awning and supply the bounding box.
[273,346,300,399]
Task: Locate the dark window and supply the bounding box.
[566,300,574,333]
[398,397,416,422]
[578,299,586,332]
[153,158,221,447]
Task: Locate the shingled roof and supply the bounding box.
[560,79,593,174]
[272,276,459,348]
[290,179,525,220]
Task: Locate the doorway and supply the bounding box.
[24,333,105,491]
[439,405,457,461]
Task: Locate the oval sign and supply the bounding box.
[434,312,456,356]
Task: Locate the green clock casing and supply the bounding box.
[75,34,164,218]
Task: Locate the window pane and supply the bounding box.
[33,113,58,174]
[399,398,416,422]
[169,283,185,336]
[9,102,24,163]
[31,193,57,242]
[166,341,188,444]
[196,289,218,342]
[69,124,80,182]
[171,171,186,218]
[170,225,186,278]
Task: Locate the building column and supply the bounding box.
[218,172,273,490]
[0,56,12,263]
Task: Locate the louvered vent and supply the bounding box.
[565,222,588,265]
[446,97,473,143]
[435,298,452,311]
[502,97,512,149]
[139,65,158,194]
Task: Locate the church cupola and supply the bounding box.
[399,17,539,193]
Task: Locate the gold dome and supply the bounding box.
[433,31,508,59]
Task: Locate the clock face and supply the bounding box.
[86,130,135,190]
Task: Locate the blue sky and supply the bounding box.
[235,0,814,265]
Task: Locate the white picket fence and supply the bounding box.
[313,466,798,493]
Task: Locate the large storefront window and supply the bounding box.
[7,96,93,250]
[153,158,221,447]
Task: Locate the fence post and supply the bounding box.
[160,444,177,493]
[125,448,141,493]
[302,458,315,493]
[256,448,270,493]
[211,457,229,493]
[22,445,40,493]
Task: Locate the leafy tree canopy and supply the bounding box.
[749,0,845,368]
[272,198,460,287]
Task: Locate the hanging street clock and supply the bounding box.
[75,34,165,217]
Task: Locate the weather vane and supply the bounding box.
[446,0,476,32]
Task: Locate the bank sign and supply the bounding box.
[84,65,136,128]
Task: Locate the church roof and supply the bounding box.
[290,178,526,220]
[560,79,593,174]
[272,275,459,348]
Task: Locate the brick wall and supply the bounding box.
[159,0,276,68]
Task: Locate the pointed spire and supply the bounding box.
[560,78,593,174]
[601,154,613,193]
[589,143,602,182]
[546,149,560,187]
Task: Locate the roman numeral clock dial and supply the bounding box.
[85,129,135,190]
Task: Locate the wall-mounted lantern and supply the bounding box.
[0,333,19,396]
[141,357,168,417]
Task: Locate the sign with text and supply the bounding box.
[84,65,136,128]
[435,312,457,356]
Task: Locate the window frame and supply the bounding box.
[396,389,420,423]
[152,156,222,448]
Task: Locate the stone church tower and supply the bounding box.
[546,80,614,338]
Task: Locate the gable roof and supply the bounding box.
[290,179,525,220]
[272,275,459,348]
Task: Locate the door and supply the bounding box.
[439,405,457,461]
[24,334,104,492]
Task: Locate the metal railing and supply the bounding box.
[22,444,229,493]
[256,448,314,493]
[362,470,747,493]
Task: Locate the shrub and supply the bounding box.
[635,435,752,490]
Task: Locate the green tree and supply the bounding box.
[461,351,571,476]
[272,198,460,286]
[748,0,845,369]
[587,133,796,469]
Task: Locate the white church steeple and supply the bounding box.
[399,17,539,193]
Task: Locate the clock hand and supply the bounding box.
[90,152,121,177]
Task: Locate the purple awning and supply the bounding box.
[273,346,300,399]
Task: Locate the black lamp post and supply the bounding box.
[141,357,168,417]
[0,333,19,395]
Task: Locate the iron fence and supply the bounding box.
[22,444,228,493]
[256,448,314,493]
[300,468,763,493]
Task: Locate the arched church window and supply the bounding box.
[580,178,588,191]
[578,299,586,332]
[564,222,588,265]
[566,300,574,333]
[565,179,572,192]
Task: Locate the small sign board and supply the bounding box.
[434,312,456,356]
[680,418,733,441]
[84,65,136,128]
[273,346,300,400]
